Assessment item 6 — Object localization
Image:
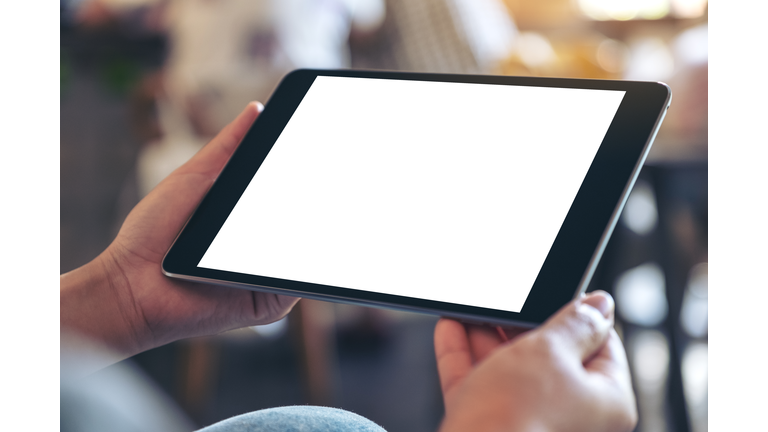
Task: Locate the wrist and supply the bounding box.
[60,251,145,361]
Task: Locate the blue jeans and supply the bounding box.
[198,406,387,432]
[62,335,387,432]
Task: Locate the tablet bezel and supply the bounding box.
[162,69,671,327]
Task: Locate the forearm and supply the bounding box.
[60,253,145,365]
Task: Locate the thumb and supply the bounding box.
[178,101,263,178]
[538,290,615,363]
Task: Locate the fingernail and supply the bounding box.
[255,101,264,112]
[582,291,614,319]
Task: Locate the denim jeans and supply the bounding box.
[62,332,388,432]
[198,406,387,432]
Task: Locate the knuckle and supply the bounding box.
[572,304,606,340]
[521,331,561,364]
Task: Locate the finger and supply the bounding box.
[466,324,504,363]
[179,101,263,178]
[434,318,473,400]
[585,328,632,383]
[538,290,615,363]
[497,325,529,342]
[251,292,301,325]
[125,102,262,256]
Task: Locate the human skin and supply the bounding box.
[435,291,638,432]
[61,102,637,432]
[60,102,299,365]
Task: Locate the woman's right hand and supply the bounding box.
[435,291,637,432]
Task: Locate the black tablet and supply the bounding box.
[163,69,671,328]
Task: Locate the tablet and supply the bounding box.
[163,69,671,327]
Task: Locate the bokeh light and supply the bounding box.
[516,32,557,69]
[615,262,668,326]
[680,262,708,338]
[633,329,670,390]
[596,39,629,74]
[682,341,708,432]
[578,0,669,21]
[670,0,708,19]
[622,180,658,235]
[624,37,675,81]
[577,0,706,20]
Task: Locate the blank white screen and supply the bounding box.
[198,76,625,313]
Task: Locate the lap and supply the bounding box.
[197,406,387,432]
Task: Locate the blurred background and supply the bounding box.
[60,0,707,431]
